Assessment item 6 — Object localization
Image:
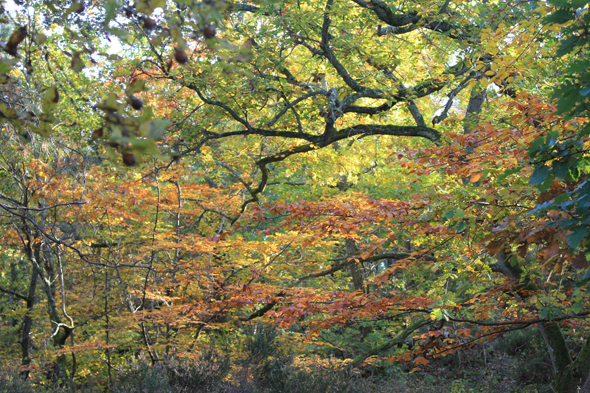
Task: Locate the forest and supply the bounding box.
[0,0,588,392]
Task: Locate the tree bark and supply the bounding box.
[491,249,588,393]
[556,338,590,393]
[345,238,364,291]
[21,267,38,379]
[579,368,590,393]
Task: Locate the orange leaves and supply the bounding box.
[469,172,482,183]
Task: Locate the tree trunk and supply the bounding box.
[21,268,38,379]
[579,368,590,393]
[463,87,486,138]
[491,250,589,393]
[556,337,590,393]
[345,239,364,291]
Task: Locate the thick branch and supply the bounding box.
[343,62,469,112]
[347,318,430,369]
[351,0,466,38]
[448,312,590,327]
[320,0,382,96]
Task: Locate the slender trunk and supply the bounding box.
[538,323,557,375]
[28,243,70,382]
[104,267,113,388]
[21,268,38,379]
[345,239,364,291]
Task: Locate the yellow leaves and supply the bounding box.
[430,308,443,321]
[485,43,499,56]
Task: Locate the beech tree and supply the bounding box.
[0,0,588,391]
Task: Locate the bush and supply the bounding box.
[261,365,366,393]
[113,350,232,393]
[168,350,231,392]
[495,328,552,384]
[0,368,35,393]
[235,324,366,393]
[113,360,172,393]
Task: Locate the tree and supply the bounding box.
[0,0,588,391]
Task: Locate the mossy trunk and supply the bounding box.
[491,251,589,393]
[556,337,590,393]
[543,322,572,376]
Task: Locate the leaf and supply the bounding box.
[442,210,455,220]
[0,57,18,74]
[530,165,549,185]
[170,28,187,51]
[42,85,59,112]
[567,226,588,249]
[430,308,443,321]
[127,79,146,94]
[107,27,130,40]
[455,221,466,233]
[498,166,523,181]
[572,252,589,269]
[414,356,429,366]
[138,119,170,140]
[70,52,85,73]
[104,0,118,27]
[64,2,85,17]
[470,172,482,183]
[136,0,166,15]
[544,9,575,25]
[34,33,48,45]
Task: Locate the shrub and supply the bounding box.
[113,350,232,393]
[0,368,35,393]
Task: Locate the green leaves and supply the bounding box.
[532,0,590,258]
[126,79,147,95]
[430,308,444,321]
[567,226,588,249]
[70,52,85,73]
[0,58,18,75]
[530,165,550,186]
[43,86,59,107]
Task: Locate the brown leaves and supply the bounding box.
[485,239,506,256]
[5,26,26,56]
[70,52,85,73]
[572,252,590,269]
[539,240,560,261]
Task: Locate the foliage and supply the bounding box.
[113,351,231,393]
[530,0,590,277]
[0,0,588,392]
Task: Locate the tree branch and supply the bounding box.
[0,284,29,301]
[347,318,430,369]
